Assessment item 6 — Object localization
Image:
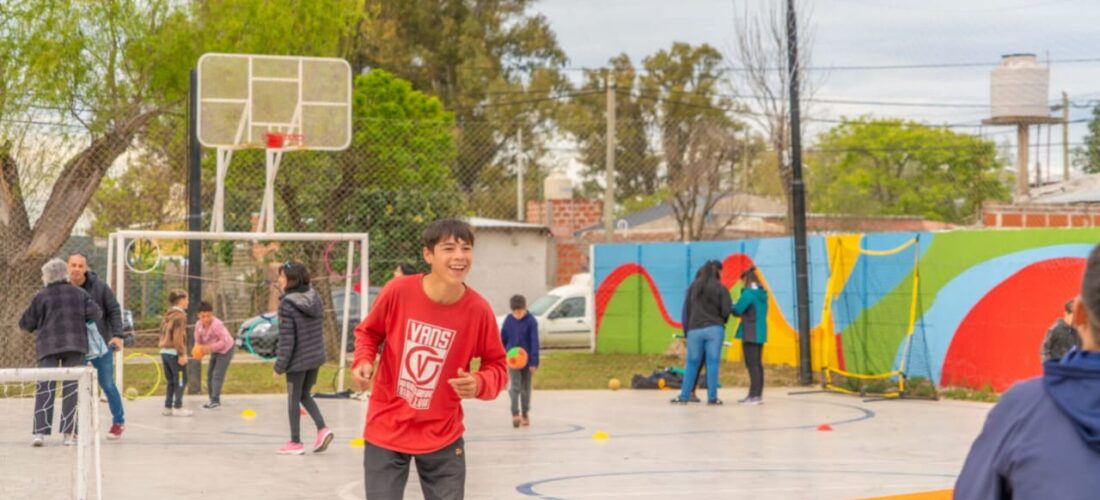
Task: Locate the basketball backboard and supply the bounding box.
[197,53,352,151]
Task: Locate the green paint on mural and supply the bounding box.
[842,228,1100,374]
[598,273,684,353]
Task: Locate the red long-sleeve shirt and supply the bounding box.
[353,275,507,454]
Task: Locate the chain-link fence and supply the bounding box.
[0,68,1031,371]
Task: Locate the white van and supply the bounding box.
[497,273,593,350]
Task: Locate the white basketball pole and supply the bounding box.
[211,148,232,232]
[337,241,354,393]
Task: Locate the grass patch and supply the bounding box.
[112,350,998,402]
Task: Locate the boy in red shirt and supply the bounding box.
[352,219,507,500]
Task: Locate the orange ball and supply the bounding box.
[506,347,528,369]
[191,344,206,360]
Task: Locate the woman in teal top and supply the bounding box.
[733,267,768,404]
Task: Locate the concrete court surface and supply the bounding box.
[0,388,992,499]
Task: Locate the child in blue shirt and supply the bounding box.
[501,294,539,427]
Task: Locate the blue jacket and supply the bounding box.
[733,287,768,344]
[501,313,539,369]
[955,349,1100,499]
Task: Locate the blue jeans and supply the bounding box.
[89,350,125,425]
[679,325,724,402]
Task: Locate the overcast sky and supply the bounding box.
[533,0,1100,180]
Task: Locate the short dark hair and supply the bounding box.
[398,263,417,276]
[510,294,527,310]
[423,219,475,251]
[741,266,760,287]
[1065,299,1076,314]
[198,301,214,313]
[280,260,311,290]
[168,289,188,305]
[1080,244,1100,346]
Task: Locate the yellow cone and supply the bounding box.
[241,409,257,419]
[350,437,365,448]
[592,430,610,441]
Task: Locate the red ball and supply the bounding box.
[506,347,528,369]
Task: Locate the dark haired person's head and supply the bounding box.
[168,289,188,308]
[198,301,214,327]
[278,260,311,293]
[510,294,527,312]
[1065,299,1076,324]
[1074,245,1100,351]
[741,267,761,288]
[394,263,417,278]
[67,253,89,286]
[422,219,475,287]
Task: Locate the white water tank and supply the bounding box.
[990,54,1049,119]
[544,171,573,200]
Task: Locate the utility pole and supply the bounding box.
[787,0,813,386]
[603,77,617,243]
[186,69,203,394]
[517,128,525,222]
[1063,91,1070,181]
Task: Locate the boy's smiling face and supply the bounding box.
[423,235,473,287]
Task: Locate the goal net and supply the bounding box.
[818,235,937,399]
[106,230,369,402]
[0,367,101,500]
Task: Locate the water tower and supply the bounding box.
[982,54,1061,199]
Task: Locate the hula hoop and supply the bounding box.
[124,238,162,274]
[123,352,163,399]
[242,315,278,361]
[323,241,362,279]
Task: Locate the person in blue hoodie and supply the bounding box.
[733,267,769,405]
[501,294,539,428]
[955,243,1100,499]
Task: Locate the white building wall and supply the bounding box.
[467,230,551,316]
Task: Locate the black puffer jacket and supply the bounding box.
[274,287,326,374]
[78,271,123,342]
[20,282,101,360]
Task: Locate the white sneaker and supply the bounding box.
[172,408,194,417]
[63,434,77,446]
[31,434,45,447]
[162,408,173,416]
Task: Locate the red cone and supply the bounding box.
[300,408,307,416]
[817,424,833,432]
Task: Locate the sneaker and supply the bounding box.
[512,415,521,428]
[162,408,173,416]
[670,397,690,404]
[202,402,221,410]
[277,441,305,455]
[172,408,194,417]
[63,434,77,446]
[688,394,701,403]
[313,428,334,453]
[738,397,762,405]
[107,424,124,440]
[707,399,724,406]
[31,434,45,447]
[521,414,530,427]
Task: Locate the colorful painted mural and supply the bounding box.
[593,228,1100,390]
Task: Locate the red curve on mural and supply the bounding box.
[595,255,758,337]
[941,257,1085,392]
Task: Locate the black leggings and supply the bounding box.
[742,341,764,398]
[286,368,325,443]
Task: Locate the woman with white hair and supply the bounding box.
[19,258,101,447]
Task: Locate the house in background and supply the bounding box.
[465,217,553,315]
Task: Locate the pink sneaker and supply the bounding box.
[107,424,124,440]
[276,441,305,455]
[313,428,334,453]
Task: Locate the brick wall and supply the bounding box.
[527,199,604,285]
[982,203,1100,228]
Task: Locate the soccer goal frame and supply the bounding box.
[0,366,102,500]
[105,230,369,394]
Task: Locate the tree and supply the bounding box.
[640,43,747,241]
[0,1,195,366]
[1073,105,1100,174]
[731,1,817,209]
[808,118,1011,223]
[353,0,569,218]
